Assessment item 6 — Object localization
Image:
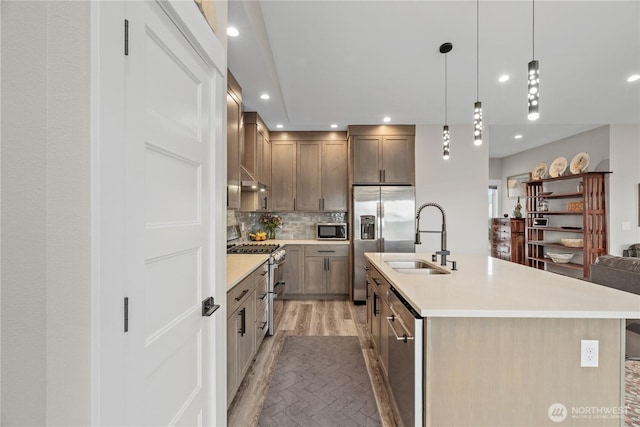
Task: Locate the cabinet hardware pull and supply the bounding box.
[326,257,330,271]
[239,308,246,336]
[261,270,268,276]
[234,289,249,301]
[319,198,322,210]
[259,321,268,330]
[260,292,268,300]
[382,169,386,182]
[373,293,379,315]
[318,250,335,253]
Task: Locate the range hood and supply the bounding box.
[241,165,268,192]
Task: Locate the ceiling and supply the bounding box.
[227,1,640,158]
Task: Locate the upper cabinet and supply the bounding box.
[349,125,415,185]
[243,112,271,187]
[226,71,242,209]
[270,132,348,212]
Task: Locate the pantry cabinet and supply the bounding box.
[270,140,297,211]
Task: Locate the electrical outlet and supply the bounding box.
[581,340,599,367]
[241,222,246,232]
[622,221,631,231]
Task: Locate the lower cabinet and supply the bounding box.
[366,261,390,376]
[226,260,266,406]
[282,245,303,297]
[283,244,349,299]
[303,245,349,297]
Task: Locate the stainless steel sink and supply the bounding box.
[385,260,451,275]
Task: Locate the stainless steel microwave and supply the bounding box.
[316,223,348,240]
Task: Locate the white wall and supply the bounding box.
[489,158,502,180]
[609,124,640,255]
[499,126,610,216]
[415,125,489,255]
[1,2,92,425]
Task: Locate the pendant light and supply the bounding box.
[528,0,540,120]
[474,0,483,146]
[440,42,453,160]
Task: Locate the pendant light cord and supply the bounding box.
[532,0,535,59]
[476,0,479,101]
[444,53,448,124]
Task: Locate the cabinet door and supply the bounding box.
[262,136,271,189]
[271,141,296,211]
[304,257,327,294]
[296,142,322,211]
[321,141,348,211]
[352,136,381,184]
[237,296,255,380]
[282,245,303,296]
[326,256,348,294]
[243,123,258,177]
[372,290,381,350]
[226,310,239,404]
[226,90,241,209]
[381,136,414,184]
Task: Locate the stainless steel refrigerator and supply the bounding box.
[352,186,415,302]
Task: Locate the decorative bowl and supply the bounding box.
[547,253,574,263]
[560,238,583,248]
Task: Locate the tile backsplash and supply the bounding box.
[227,210,347,240]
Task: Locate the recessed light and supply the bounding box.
[227,27,239,37]
[498,74,510,83]
[276,124,283,129]
[383,116,391,123]
[260,93,270,100]
[330,124,338,128]
[627,74,640,82]
[514,134,523,139]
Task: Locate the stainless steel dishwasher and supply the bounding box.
[386,286,423,427]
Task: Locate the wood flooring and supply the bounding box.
[227,300,400,427]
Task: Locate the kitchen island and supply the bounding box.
[365,252,640,427]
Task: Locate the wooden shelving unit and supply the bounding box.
[525,171,610,279]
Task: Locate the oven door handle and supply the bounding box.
[271,281,286,295]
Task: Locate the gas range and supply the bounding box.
[227,243,280,255]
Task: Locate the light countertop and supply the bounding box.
[226,240,350,292]
[226,254,269,292]
[365,252,640,319]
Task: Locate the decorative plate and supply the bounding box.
[549,157,567,178]
[570,152,590,174]
[531,162,547,180]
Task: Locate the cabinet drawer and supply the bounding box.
[255,276,269,315]
[496,244,511,255]
[305,245,348,257]
[227,278,254,317]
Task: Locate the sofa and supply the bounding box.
[590,254,640,358]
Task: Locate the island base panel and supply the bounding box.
[425,317,624,427]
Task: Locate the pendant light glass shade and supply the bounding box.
[527,59,540,120]
[443,125,450,160]
[474,102,482,146]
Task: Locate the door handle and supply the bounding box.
[201,296,220,317]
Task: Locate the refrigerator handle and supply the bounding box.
[377,201,383,252]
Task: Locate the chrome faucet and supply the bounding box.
[415,202,450,266]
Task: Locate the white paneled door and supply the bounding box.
[123,2,215,425]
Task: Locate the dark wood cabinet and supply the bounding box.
[491,218,525,264]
